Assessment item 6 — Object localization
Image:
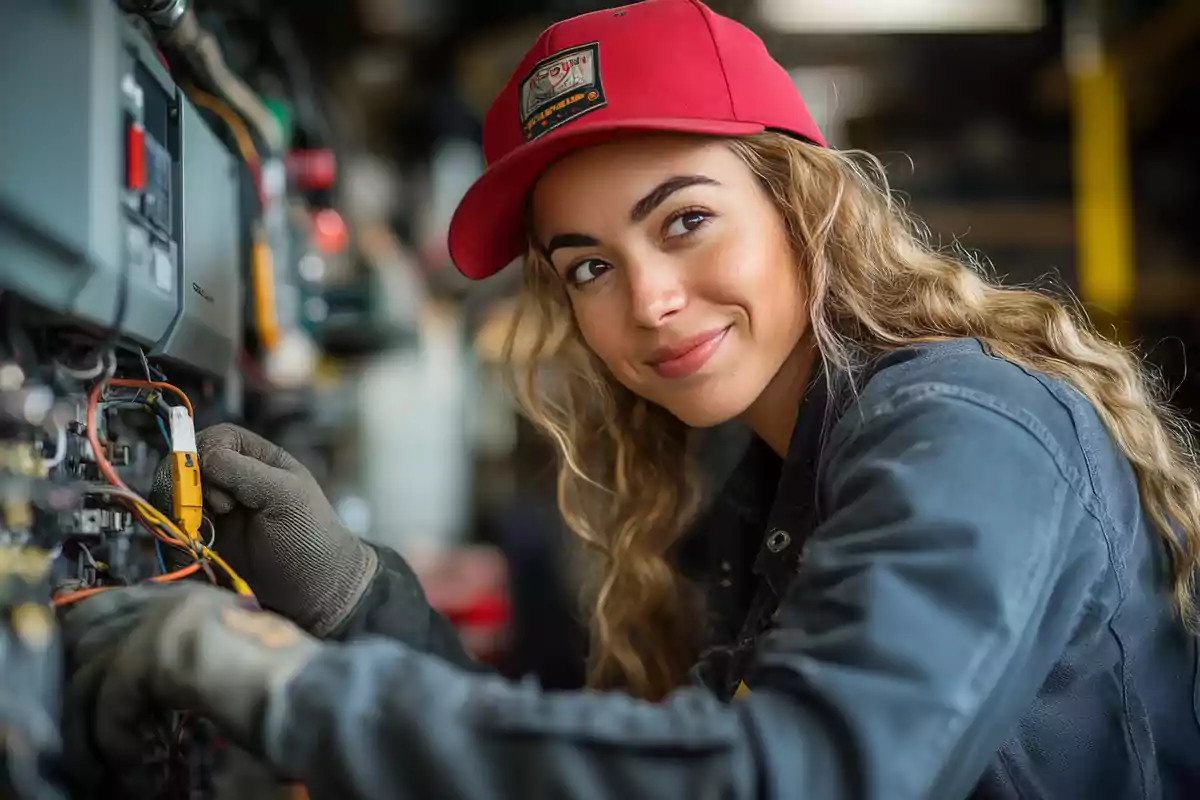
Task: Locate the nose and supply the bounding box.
[625,255,686,329]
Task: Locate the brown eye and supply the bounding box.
[665,211,710,238]
[567,258,611,287]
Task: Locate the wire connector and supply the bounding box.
[167,407,202,540]
[168,406,196,453]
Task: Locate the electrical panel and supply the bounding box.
[0,2,266,796]
[0,0,242,379]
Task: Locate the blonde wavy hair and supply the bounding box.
[503,131,1200,701]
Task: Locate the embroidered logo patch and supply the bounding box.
[519,42,606,142]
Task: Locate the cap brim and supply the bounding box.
[447,117,765,280]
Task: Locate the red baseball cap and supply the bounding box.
[448,0,826,280]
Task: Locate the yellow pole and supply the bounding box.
[1066,3,1135,337]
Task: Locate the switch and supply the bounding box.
[126,121,146,191]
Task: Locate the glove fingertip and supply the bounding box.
[196,423,242,454]
[204,485,236,515]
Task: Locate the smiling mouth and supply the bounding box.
[647,325,732,380]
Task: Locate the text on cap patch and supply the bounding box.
[519,42,607,142]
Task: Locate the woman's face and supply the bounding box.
[530,135,810,428]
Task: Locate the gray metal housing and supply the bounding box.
[0,0,242,377]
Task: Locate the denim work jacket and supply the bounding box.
[268,338,1200,800]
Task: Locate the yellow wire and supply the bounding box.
[87,381,256,600]
[200,547,253,597]
[128,495,255,598]
[185,86,260,166]
[183,84,279,355]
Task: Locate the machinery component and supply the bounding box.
[166,406,202,540]
[0,372,66,797]
[0,2,362,794]
[115,0,188,31]
[119,0,285,156]
[0,333,251,798]
[0,546,64,800]
[0,0,243,379]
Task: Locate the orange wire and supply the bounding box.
[52,562,204,607]
[86,380,131,491]
[71,377,216,607]
[85,380,197,544]
[105,378,195,417]
[132,507,200,549]
[84,378,192,490]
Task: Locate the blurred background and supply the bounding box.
[18,0,1200,691]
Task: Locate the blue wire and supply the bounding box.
[156,416,171,449]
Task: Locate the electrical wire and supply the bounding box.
[104,378,195,417]
[93,258,132,362]
[42,421,67,470]
[187,86,260,164]
[200,515,216,549]
[54,351,107,381]
[162,6,284,154]
[79,484,191,550]
[57,377,255,605]
[185,85,263,203]
[78,476,250,595]
[53,563,204,607]
[178,88,282,356]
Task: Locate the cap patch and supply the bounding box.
[519,42,607,142]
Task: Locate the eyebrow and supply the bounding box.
[629,174,720,224]
[544,233,600,259]
[541,174,721,259]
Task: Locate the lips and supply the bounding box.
[647,326,731,380]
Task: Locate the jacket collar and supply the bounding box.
[753,367,831,597]
[676,364,835,598]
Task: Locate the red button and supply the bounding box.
[126,122,146,190]
[286,148,336,191]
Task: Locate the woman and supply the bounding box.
[61,1,1200,798]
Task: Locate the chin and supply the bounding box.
[660,390,753,429]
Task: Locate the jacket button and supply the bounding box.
[766,529,791,553]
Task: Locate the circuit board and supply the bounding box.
[0,322,247,798]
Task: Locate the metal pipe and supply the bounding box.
[119,0,284,155]
[116,0,188,31]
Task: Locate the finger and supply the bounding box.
[199,447,300,511]
[92,629,169,772]
[148,455,173,516]
[59,585,154,641]
[203,484,236,515]
[197,424,306,475]
[60,660,113,791]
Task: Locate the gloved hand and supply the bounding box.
[58,584,319,793]
[151,423,378,636]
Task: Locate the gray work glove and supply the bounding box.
[151,423,378,637]
[59,584,318,793]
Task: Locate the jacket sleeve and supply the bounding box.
[325,542,482,673]
[263,383,1111,800]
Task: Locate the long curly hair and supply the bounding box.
[503,131,1200,701]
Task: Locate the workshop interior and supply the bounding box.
[0,0,1197,796]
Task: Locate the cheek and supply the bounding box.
[756,256,806,327]
[709,228,805,328]
[573,304,630,377]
